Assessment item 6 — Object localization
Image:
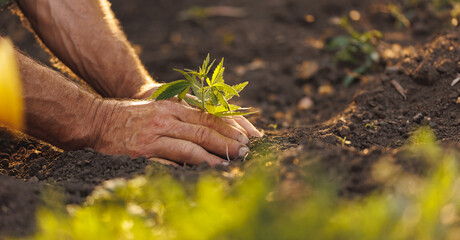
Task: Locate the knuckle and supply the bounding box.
[152,115,179,132]
[150,115,168,129]
[199,112,218,126]
[182,142,199,159]
[194,126,209,145]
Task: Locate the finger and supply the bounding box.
[222,117,249,136]
[232,116,264,137]
[163,102,249,145]
[164,120,248,159]
[148,157,180,167]
[150,136,228,166]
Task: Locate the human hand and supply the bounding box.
[131,83,263,139]
[92,99,260,166]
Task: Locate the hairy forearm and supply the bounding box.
[16,0,156,98]
[16,50,109,150]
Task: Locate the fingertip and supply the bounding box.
[238,146,250,158]
[232,116,264,138]
[252,129,264,138]
[219,161,230,167]
[237,132,250,145]
[206,157,227,167]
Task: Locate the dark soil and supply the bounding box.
[0,0,459,238]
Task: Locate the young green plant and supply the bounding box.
[327,16,382,86]
[150,54,251,117]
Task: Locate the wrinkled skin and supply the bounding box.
[95,100,255,166]
[11,0,262,166]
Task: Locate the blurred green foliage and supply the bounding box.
[408,0,460,16]
[19,127,460,240]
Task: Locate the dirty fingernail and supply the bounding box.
[220,161,230,166]
[238,133,250,145]
[238,146,250,158]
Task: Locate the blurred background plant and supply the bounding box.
[407,0,460,25]
[24,127,460,240]
[327,16,382,86]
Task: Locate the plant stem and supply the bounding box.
[201,76,205,110]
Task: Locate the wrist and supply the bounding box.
[54,95,111,150]
[85,98,120,150]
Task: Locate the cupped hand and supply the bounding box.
[131,83,263,139]
[92,99,261,166]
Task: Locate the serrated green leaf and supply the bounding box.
[155,80,191,100]
[216,90,230,111]
[210,89,219,106]
[174,69,196,84]
[206,101,248,114]
[177,87,190,100]
[232,82,248,94]
[202,54,210,72]
[214,111,256,117]
[214,82,239,98]
[191,84,202,101]
[211,58,224,84]
[185,69,200,76]
[148,83,170,100]
[205,102,217,114]
[206,59,216,75]
[203,88,212,105]
[227,104,245,111]
[183,97,204,110]
[174,69,200,88]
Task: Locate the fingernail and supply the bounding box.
[254,129,264,138]
[220,161,230,166]
[238,146,250,158]
[238,133,250,145]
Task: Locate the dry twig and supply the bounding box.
[391,80,407,100]
[452,74,460,87]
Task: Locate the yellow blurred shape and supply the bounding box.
[0,38,24,130]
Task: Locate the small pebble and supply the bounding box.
[296,61,319,80]
[297,97,314,110]
[318,84,335,96]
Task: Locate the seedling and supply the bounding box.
[336,136,351,147]
[387,3,411,28]
[365,122,377,131]
[150,54,252,117]
[327,16,382,86]
[415,0,460,18]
